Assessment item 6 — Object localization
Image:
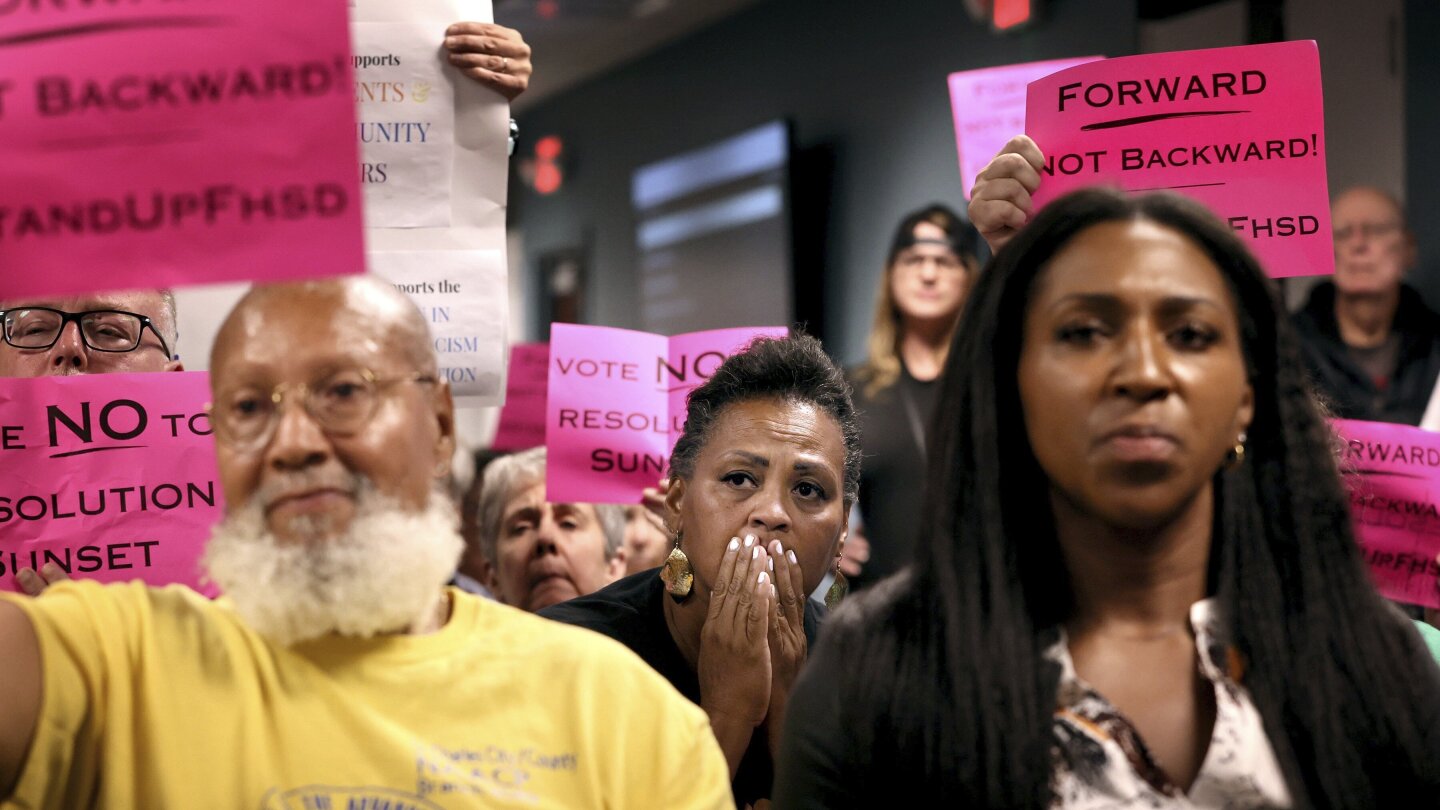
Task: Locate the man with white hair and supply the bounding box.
[477,447,628,612]
[0,289,183,594]
[1293,186,1440,425]
[0,277,731,808]
[0,289,182,378]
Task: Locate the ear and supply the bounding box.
[164,358,185,372]
[430,381,457,479]
[1236,380,1255,438]
[663,477,687,540]
[478,557,502,601]
[605,545,628,581]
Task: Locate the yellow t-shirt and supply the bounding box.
[1,581,731,809]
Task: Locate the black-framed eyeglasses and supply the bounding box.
[0,307,172,359]
[210,368,437,451]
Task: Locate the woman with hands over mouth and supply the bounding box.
[542,334,858,808]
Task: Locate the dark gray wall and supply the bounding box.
[1406,0,1439,305]
[513,0,1139,362]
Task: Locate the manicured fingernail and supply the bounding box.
[768,557,774,571]
[727,538,738,551]
[788,550,797,564]
[758,571,769,585]
[743,535,755,548]
[752,546,761,559]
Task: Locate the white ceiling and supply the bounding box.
[497,0,768,112]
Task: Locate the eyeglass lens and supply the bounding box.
[217,370,378,445]
[3,309,144,351]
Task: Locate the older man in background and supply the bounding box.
[0,277,730,808]
[0,289,181,377]
[477,447,629,612]
[0,289,182,593]
[1293,186,1440,424]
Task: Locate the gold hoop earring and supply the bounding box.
[660,532,693,603]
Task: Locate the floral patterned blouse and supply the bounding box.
[1046,600,1293,809]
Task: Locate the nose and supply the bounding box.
[264,396,332,473]
[48,321,89,374]
[533,509,560,557]
[1342,233,1370,254]
[1110,324,1173,403]
[747,480,791,535]
[918,258,940,283]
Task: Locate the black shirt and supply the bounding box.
[540,569,826,807]
[847,362,940,588]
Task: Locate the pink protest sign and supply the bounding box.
[547,324,787,504]
[1334,419,1440,609]
[0,372,223,594]
[547,325,668,505]
[1025,41,1332,279]
[0,0,363,297]
[491,343,549,452]
[948,56,1102,199]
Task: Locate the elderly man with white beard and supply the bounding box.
[0,277,732,809]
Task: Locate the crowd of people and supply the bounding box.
[1,20,1438,810]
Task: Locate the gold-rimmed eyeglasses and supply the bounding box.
[210,368,437,450]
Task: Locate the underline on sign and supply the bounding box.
[1127,182,1229,192]
[50,445,147,459]
[38,129,205,152]
[1353,469,1426,479]
[0,16,232,48]
[1080,110,1248,131]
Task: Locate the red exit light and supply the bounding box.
[994,0,1032,30]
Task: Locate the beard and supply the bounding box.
[202,474,463,647]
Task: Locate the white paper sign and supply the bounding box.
[370,250,506,400]
[349,0,507,238]
[351,0,510,405]
[353,22,457,228]
[177,1,510,408]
